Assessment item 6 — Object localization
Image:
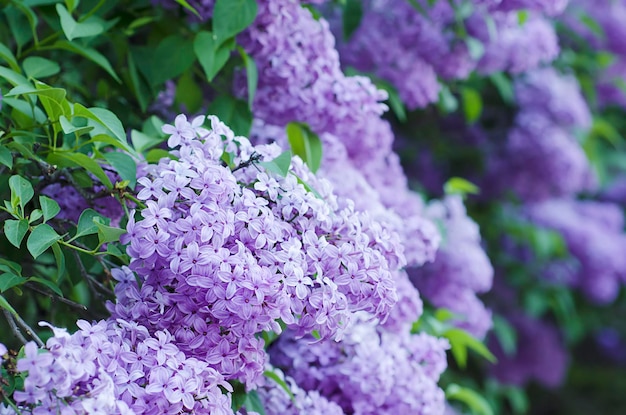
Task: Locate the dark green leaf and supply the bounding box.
[27,224,62,259]
[4,219,29,248]
[342,0,363,40]
[103,152,137,189]
[51,242,66,283]
[241,390,266,415]
[213,0,258,43]
[127,51,150,112]
[28,276,63,296]
[207,95,252,136]
[54,40,121,82]
[175,70,203,113]
[286,122,322,173]
[0,42,20,72]
[489,72,515,104]
[258,150,292,177]
[23,56,61,79]
[39,196,61,222]
[148,35,196,87]
[0,295,18,315]
[438,85,458,114]
[492,314,517,356]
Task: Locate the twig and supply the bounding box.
[2,310,28,346]
[71,250,113,299]
[1,309,44,347]
[24,283,88,313]
[11,311,45,348]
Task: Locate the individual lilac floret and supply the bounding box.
[9,320,234,415]
[489,313,568,388]
[524,199,626,303]
[111,114,400,387]
[270,316,449,415]
[410,196,494,339]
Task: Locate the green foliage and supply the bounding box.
[286,122,322,173]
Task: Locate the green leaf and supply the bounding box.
[51,242,66,283]
[0,295,18,315]
[146,148,173,163]
[102,152,137,189]
[342,0,363,40]
[0,42,20,72]
[213,0,258,43]
[59,115,94,136]
[47,151,113,188]
[258,150,292,177]
[207,95,252,136]
[0,273,24,293]
[23,56,61,79]
[0,145,13,169]
[9,175,34,213]
[194,31,235,82]
[517,9,529,25]
[28,276,64,296]
[241,390,266,415]
[53,40,121,82]
[73,208,108,240]
[65,0,80,12]
[264,370,295,402]
[444,328,496,368]
[131,129,164,153]
[73,104,129,148]
[238,47,258,109]
[147,35,196,87]
[0,67,30,88]
[286,122,322,173]
[174,0,201,18]
[492,314,517,356]
[56,4,104,41]
[39,196,61,222]
[461,87,482,124]
[4,219,29,248]
[95,222,126,245]
[29,209,43,224]
[127,52,150,112]
[446,384,494,415]
[489,72,515,104]
[174,70,203,114]
[465,37,485,60]
[27,224,62,259]
[1,97,47,124]
[444,177,480,196]
[438,85,458,114]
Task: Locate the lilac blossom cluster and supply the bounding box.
[489,313,568,388]
[335,0,562,110]
[410,196,494,339]
[238,0,439,266]
[486,67,595,201]
[4,318,234,415]
[563,0,626,106]
[269,316,449,415]
[524,199,626,303]
[109,114,400,387]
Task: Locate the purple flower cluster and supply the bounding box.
[269,317,449,415]
[238,0,439,266]
[110,114,400,386]
[410,196,494,339]
[258,367,345,415]
[524,199,626,303]
[489,313,568,388]
[335,0,562,109]
[487,67,595,201]
[8,318,234,415]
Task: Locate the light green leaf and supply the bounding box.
[241,391,266,415]
[0,42,20,72]
[492,314,517,356]
[213,0,258,43]
[461,87,482,124]
[4,219,29,248]
[0,273,24,293]
[446,384,494,415]
[29,209,43,223]
[264,370,295,402]
[0,97,47,124]
[174,0,201,18]
[259,151,292,177]
[9,175,34,212]
[95,222,126,245]
[56,4,104,41]
[29,276,64,296]
[517,9,529,25]
[0,295,18,315]
[73,104,128,146]
[238,47,258,109]
[438,84,458,114]
[0,145,13,169]
[286,122,322,173]
[53,40,121,82]
[466,37,485,60]
[23,56,61,79]
[444,177,480,196]
[194,31,235,82]
[444,328,496,368]
[27,224,62,259]
[342,0,363,40]
[131,129,164,153]
[40,196,61,222]
[47,151,113,188]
